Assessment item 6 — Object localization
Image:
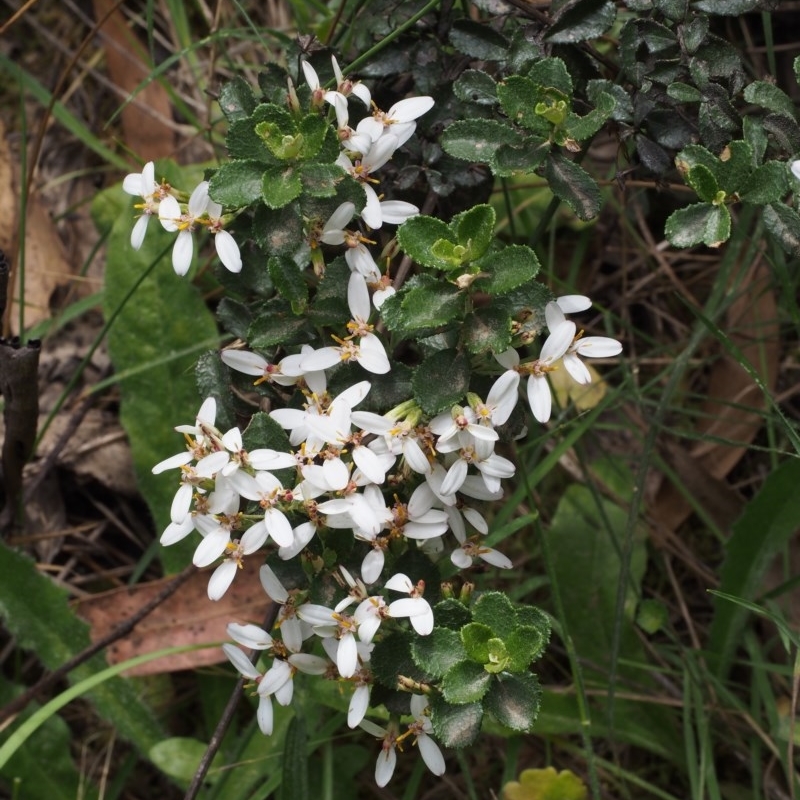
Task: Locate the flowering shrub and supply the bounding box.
[119,0,800,788]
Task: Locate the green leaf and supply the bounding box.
[0,543,164,755]
[397,281,466,331]
[454,204,495,260]
[686,164,720,203]
[410,628,467,678]
[449,18,509,60]
[654,0,688,19]
[461,622,494,663]
[527,57,574,96]
[150,737,221,785]
[475,244,541,295]
[241,411,293,454]
[225,105,285,162]
[208,160,265,207]
[195,351,237,433]
[441,119,523,166]
[739,162,789,205]
[472,591,517,639]
[546,0,616,44]
[298,163,346,198]
[462,307,513,355]
[441,660,493,704]
[666,82,703,103]
[506,626,550,672]
[498,76,555,133]
[262,165,302,209]
[252,203,307,260]
[565,91,616,141]
[544,153,601,221]
[493,140,551,176]
[763,113,800,154]
[743,81,797,121]
[432,598,472,630]
[588,80,633,123]
[764,202,800,257]
[412,349,470,415]
[429,695,483,748]
[296,113,330,160]
[453,69,498,106]
[693,0,758,13]
[280,715,309,800]
[248,298,312,348]
[218,76,257,123]
[664,202,731,248]
[708,459,800,678]
[95,169,218,573]
[484,672,542,732]
[680,15,708,53]
[371,630,430,688]
[397,215,458,270]
[268,255,308,311]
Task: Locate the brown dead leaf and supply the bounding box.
[74,558,271,675]
[0,119,75,335]
[93,0,175,161]
[652,261,779,533]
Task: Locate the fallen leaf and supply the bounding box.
[73,558,271,675]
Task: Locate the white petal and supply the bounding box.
[257,695,274,735]
[479,548,513,569]
[527,375,552,423]
[418,733,446,775]
[249,449,296,471]
[188,181,210,216]
[361,549,384,584]
[207,561,238,600]
[160,516,195,546]
[259,564,289,603]
[556,294,592,313]
[388,96,434,123]
[289,653,329,675]
[362,134,399,173]
[170,482,194,524]
[361,183,383,229]
[264,508,294,548]
[222,644,261,680]
[384,573,413,593]
[575,336,623,358]
[439,458,468,496]
[336,632,359,678]
[158,195,181,231]
[494,347,520,369]
[351,83,372,107]
[171,230,194,276]
[324,201,355,232]
[379,200,418,225]
[348,685,371,728]
[375,746,397,788]
[227,622,273,649]
[300,346,342,371]
[258,660,292,697]
[352,445,386,485]
[562,352,592,385]
[347,270,372,320]
[356,333,391,374]
[302,60,320,90]
[451,547,472,569]
[152,451,192,474]
[130,214,149,250]
[486,370,520,426]
[540,320,576,363]
[215,230,242,273]
[192,526,230,567]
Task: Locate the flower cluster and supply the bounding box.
[123,164,242,276]
[145,56,622,786]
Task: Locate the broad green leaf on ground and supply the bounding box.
[0,677,97,800]
[708,458,800,678]
[94,163,219,573]
[0,543,164,756]
[150,737,223,786]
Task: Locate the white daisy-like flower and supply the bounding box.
[385,573,434,635]
[356,96,435,147]
[123,161,164,249]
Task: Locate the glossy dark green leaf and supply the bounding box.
[565,91,616,141]
[429,695,483,748]
[268,255,308,311]
[475,245,541,295]
[546,0,616,44]
[497,76,554,133]
[544,152,601,221]
[527,57,574,96]
[666,82,702,103]
[410,628,467,678]
[453,69,498,106]
[461,622,493,663]
[208,160,265,208]
[588,80,633,123]
[412,349,471,415]
[763,203,800,257]
[397,215,458,270]
[449,18,509,61]
[432,598,472,630]
[664,202,730,248]
[653,0,688,19]
[441,660,493,704]
[763,113,800,154]
[441,119,523,166]
[636,135,671,174]
[472,591,517,639]
[454,204,495,260]
[226,105,286,162]
[686,164,720,203]
[371,630,431,688]
[493,140,551,176]
[396,281,466,331]
[262,165,302,209]
[484,672,542,732]
[506,626,550,672]
[743,81,797,121]
[462,307,513,355]
[218,76,256,123]
[739,162,789,205]
[195,351,237,433]
[679,15,709,54]
[693,0,757,12]
[298,163,346,198]
[248,298,312,348]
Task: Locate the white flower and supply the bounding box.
[385,573,434,635]
[123,161,162,249]
[331,55,371,107]
[408,695,446,777]
[356,96,435,146]
[791,159,800,181]
[360,719,399,787]
[205,197,242,273]
[337,135,400,228]
[158,181,208,275]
